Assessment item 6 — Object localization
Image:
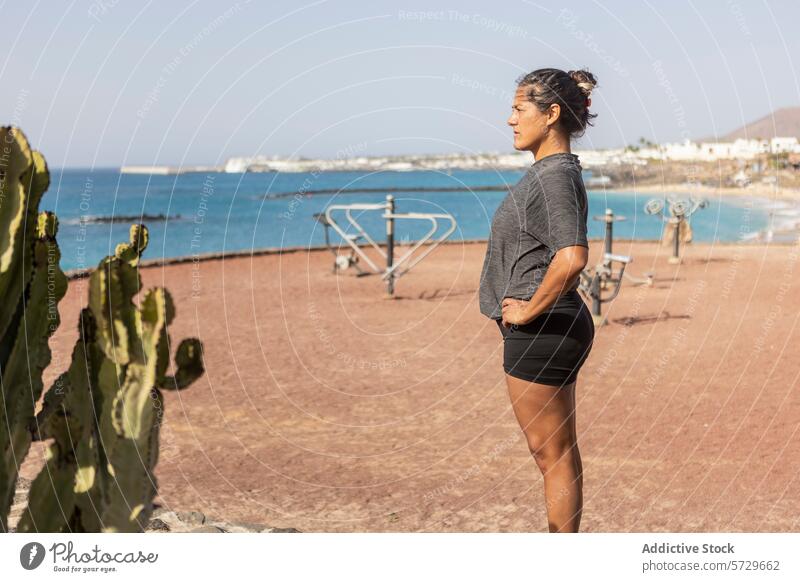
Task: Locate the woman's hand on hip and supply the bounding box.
[501,297,532,327]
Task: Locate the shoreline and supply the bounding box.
[608,182,800,202]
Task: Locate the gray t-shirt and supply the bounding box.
[478,152,589,320]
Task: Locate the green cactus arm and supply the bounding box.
[141,286,175,377]
[114,224,149,266]
[16,391,85,533]
[95,357,123,459]
[2,215,69,434]
[0,130,50,343]
[19,309,107,533]
[110,288,171,440]
[71,433,106,533]
[100,389,161,533]
[15,453,78,533]
[88,258,143,365]
[88,225,150,366]
[0,127,33,276]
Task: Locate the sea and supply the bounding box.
[42,169,769,271]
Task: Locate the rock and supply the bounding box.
[176,510,206,526]
[218,524,256,533]
[151,506,169,518]
[142,508,299,533]
[190,525,227,533]
[145,519,171,532]
[227,521,271,532]
[151,510,181,525]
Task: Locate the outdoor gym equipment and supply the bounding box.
[314,194,457,295]
[644,196,708,264]
[593,208,653,287]
[578,251,632,326]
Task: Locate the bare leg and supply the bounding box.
[505,375,583,532]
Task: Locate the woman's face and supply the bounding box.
[507,85,550,151]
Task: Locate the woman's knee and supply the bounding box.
[525,433,577,470]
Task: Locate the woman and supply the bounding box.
[478,68,597,533]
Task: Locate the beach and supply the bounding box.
[18,237,800,532]
[616,182,800,202]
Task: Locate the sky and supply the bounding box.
[2,0,799,168]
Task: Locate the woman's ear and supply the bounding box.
[547,103,561,127]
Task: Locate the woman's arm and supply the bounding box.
[501,245,588,326]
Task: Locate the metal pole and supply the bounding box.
[605,208,613,255]
[590,273,604,326]
[671,217,681,263]
[386,194,395,295]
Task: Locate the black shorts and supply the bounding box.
[495,290,595,387]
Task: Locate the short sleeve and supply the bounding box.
[524,167,589,254]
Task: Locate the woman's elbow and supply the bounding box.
[554,246,589,275]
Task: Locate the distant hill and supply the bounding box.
[712,107,800,142]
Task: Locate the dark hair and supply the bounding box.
[515,68,598,138]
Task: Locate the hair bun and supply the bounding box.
[568,69,598,97]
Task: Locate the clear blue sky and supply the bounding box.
[2,0,799,168]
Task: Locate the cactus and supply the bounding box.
[0,127,68,531]
[0,126,204,532]
[16,224,204,532]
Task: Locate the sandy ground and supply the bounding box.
[19,238,800,532]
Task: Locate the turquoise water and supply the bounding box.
[43,169,767,270]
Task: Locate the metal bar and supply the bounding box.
[380,215,438,280]
[331,203,388,210]
[345,207,387,259]
[604,252,632,264]
[673,218,681,260]
[381,212,457,280]
[605,262,628,302]
[324,203,388,273]
[385,212,454,219]
[591,273,602,317]
[386,195,395,295]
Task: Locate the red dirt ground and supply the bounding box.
[20,239,800,532]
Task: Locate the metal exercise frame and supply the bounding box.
[578,252,632,326]
[321,194,457,295]
[593,208,653,287]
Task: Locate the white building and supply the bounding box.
[224,157,251,173]
[642,136,799,162]
[770,136,800,154]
